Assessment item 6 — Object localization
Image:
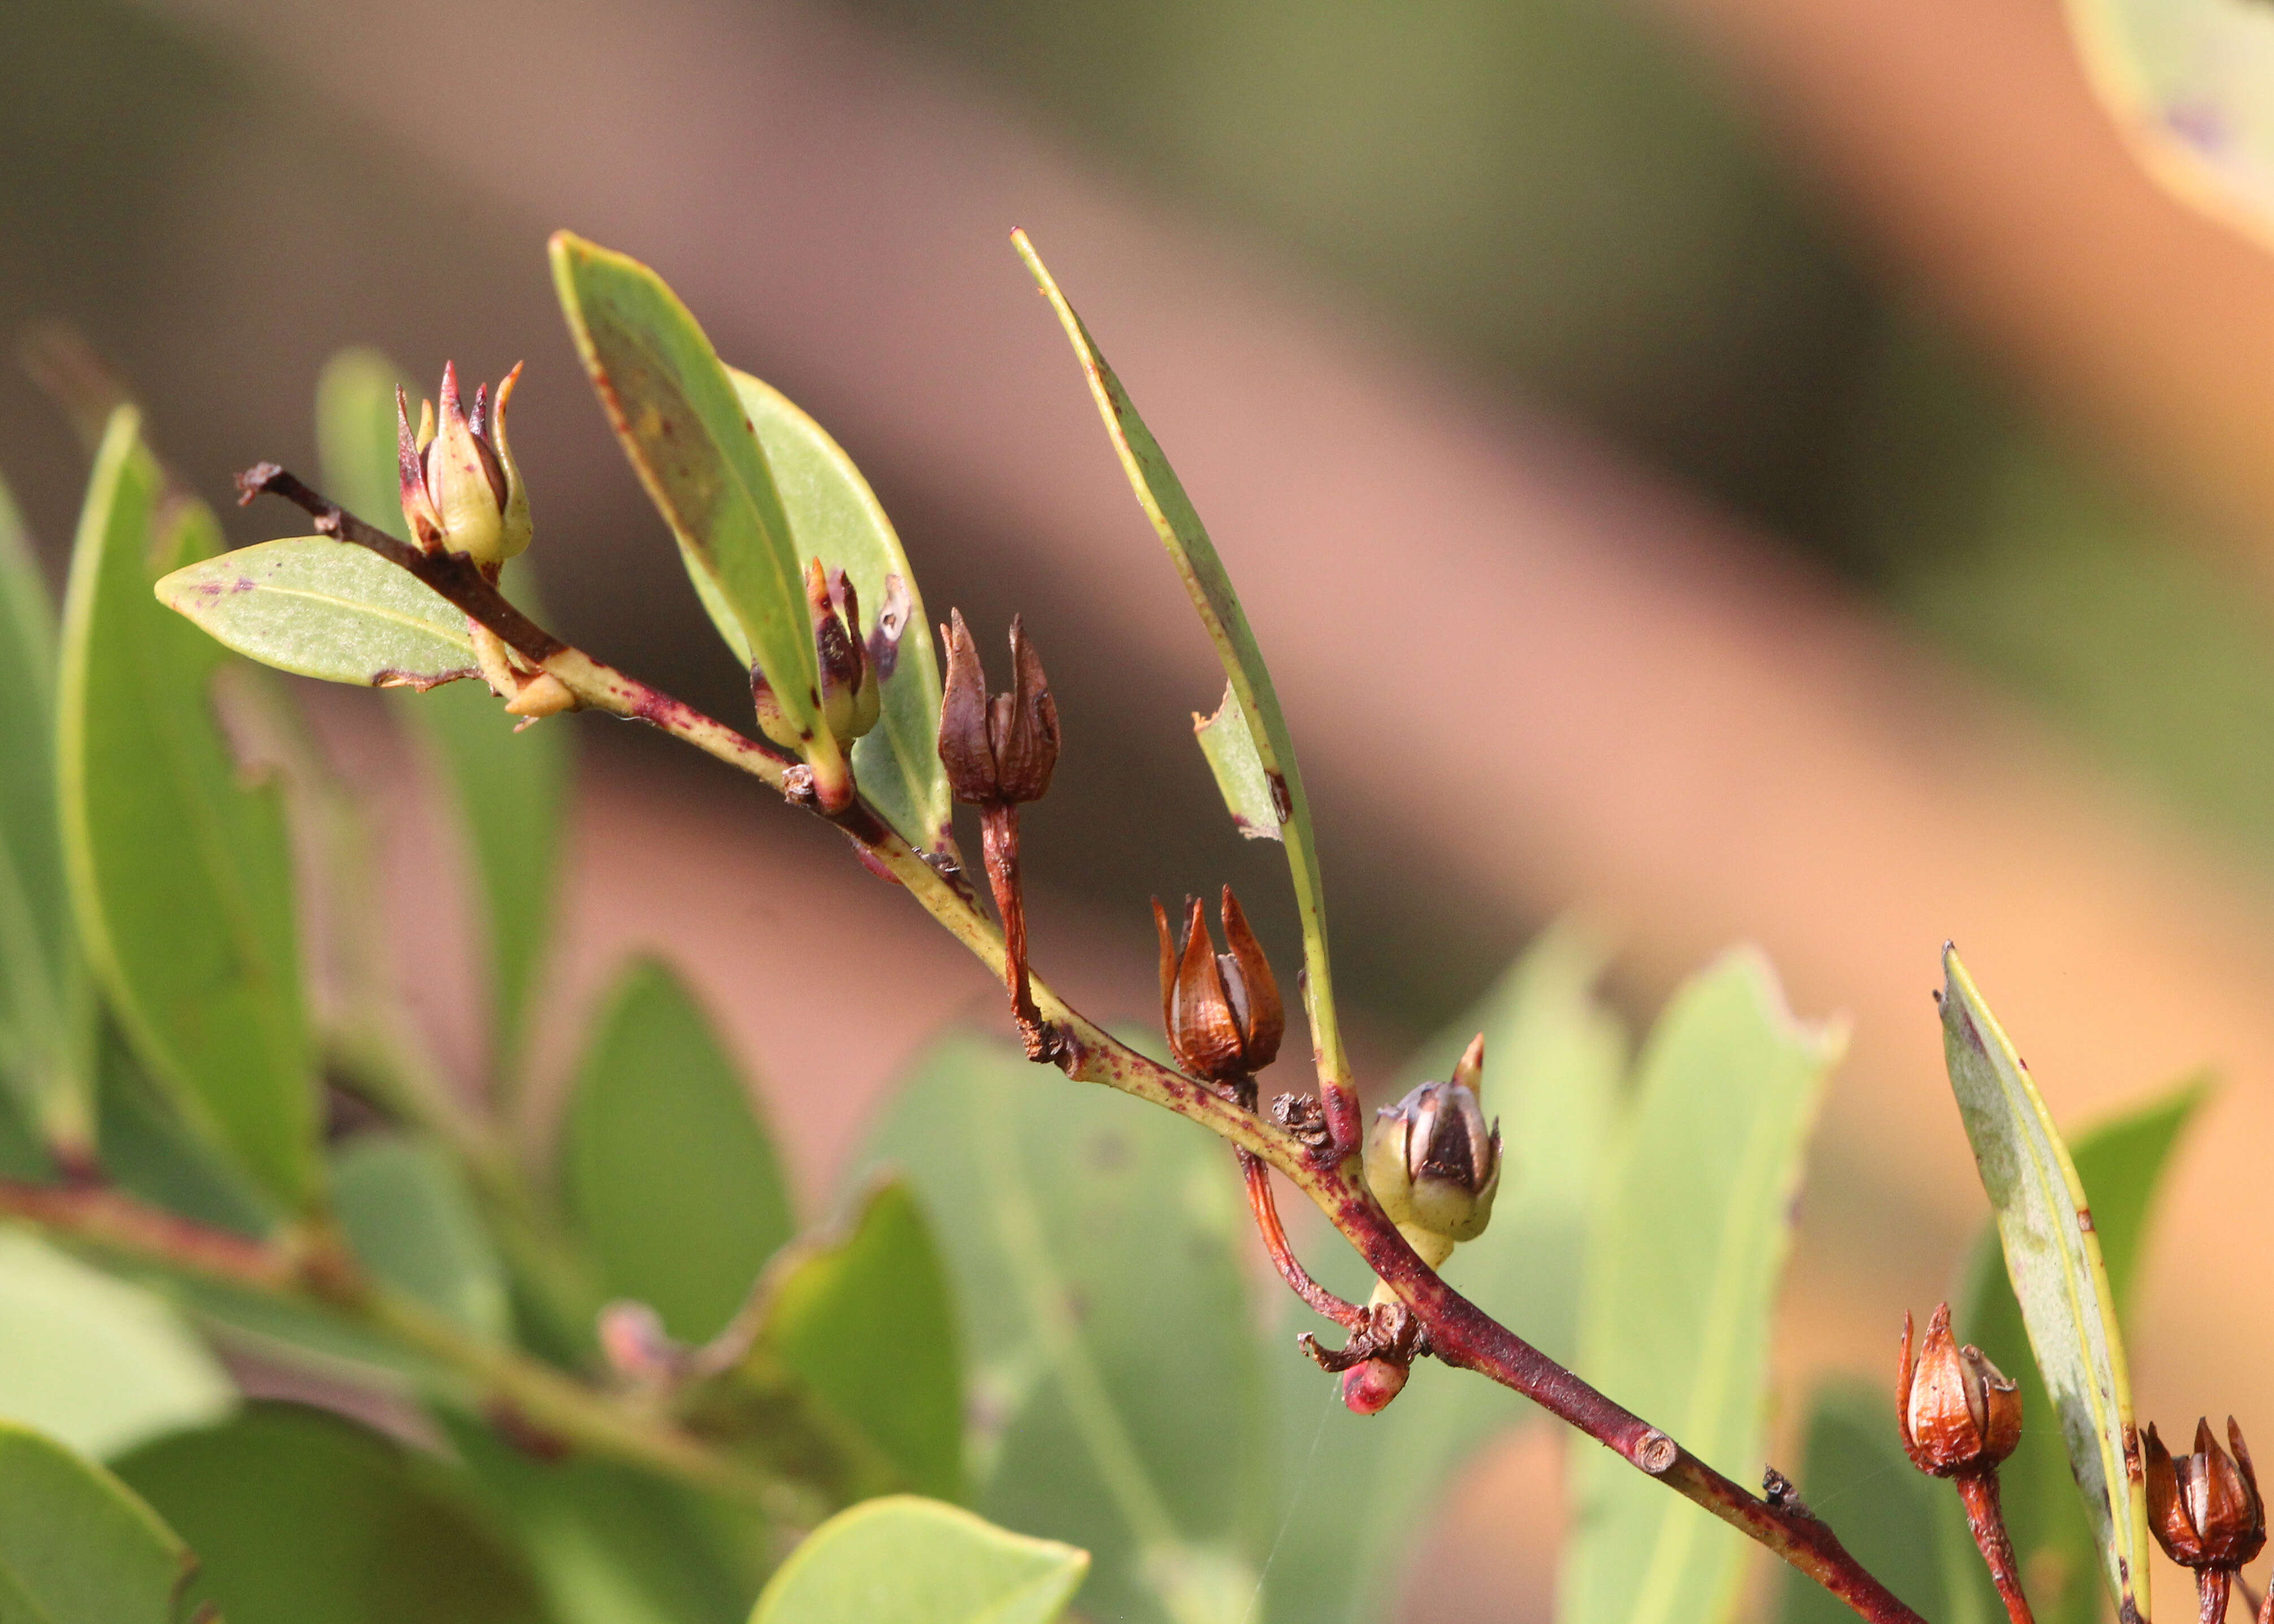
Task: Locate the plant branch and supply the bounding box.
[238,469,1924,1624]
[0,1178,784,1510]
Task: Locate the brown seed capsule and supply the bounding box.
[937,609,1059,805]
[1153,888,1284,1086]
[1896,1304,2022,1477]
[396,361,529,568]
[2145,1417,2267,1571]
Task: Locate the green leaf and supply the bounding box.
[315,347,573,1074]
[0,1228,234,1461]
[114,1404,551,1624]
[1779,1381,1984,1624]
[1559,950,1841,1624]
[1950,1078,2206,1624]
[442,1411,759,1624]
[1939,946,2151,1624]
[1191,683,1280,842]
[562,959,794,1344]
[334,1133,511,1340]
[549,232,830,763]
[750,1496,1088,1624]
[0,471,91,1156]
[729,368,954,860]
[732,1179,963,1504]
[1265,924,1627,1624]
[155,538,478,689]
[1015,233,1348,1092]
[0,1420,195,1624]
[57,408,316,1211]
[2066,0,2274,251]
[854,1031,1264,1624]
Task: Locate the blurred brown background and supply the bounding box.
[10,0,2274,1618]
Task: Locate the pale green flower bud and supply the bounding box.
[396,362,531,569]
[1365,1034,1501,1258]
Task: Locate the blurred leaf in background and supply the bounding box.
[1560,951,1840,1624]
[0,1420,197,1624]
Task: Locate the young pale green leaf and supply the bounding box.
[854,1031,1263,1624]
[333,1134,511,1340]
[1263,922,1627,1624]
[316,345,576,1075]
[0,1229,234,1462]
[155,538,478,690]
[58,409,317,1212]
[1940,946,2150,1624]
[1015,233,1347,1094]
[2066,0,2274,254]
[116,1405,551,1624]
[752,1496,1088,1624]
[1779,1381,1985,1624]
[725,1179,963,1503]
[562,959,794,1344]
[549,232,833,767]
[1192,682,1280,843]
[0,1421,196,1624]
[442,1410,759,1624]
[729,367,955,860]
[1950,1077,2205,1624]
[1559,950,1841,1624]
[0,472,91,1156]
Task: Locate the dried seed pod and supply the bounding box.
[936,610,1059,804]
[1896,1304,2023,1478]
[2145,1417,2267,1571]
[1153,887,1283,1085]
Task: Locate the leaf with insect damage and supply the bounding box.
[1941,944,2161,1624]
[549,232,836,784]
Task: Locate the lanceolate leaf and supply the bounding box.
[750,1496,1088,1624]
[730,368,954,860]
[730,1179,963,1503]
[315,347,572,1078]
[548,232,832,772]
[1014,233,1349,1096]
[1950,1078,2205,1624]
[0,1421,197,1624]
[59,409,316,1212]
[1559,951,1841,1624]
[1939,946,2151,1624]
[156,539,477,690]
[0,472,90,1154]
[562,959,794,1344]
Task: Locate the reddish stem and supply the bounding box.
[979,802,1043,1045]
[0,1181,293,1291]
[2203,1569,2236,1624]
[1238,1148,1366,1332]
[1956,1471,2036,1624]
